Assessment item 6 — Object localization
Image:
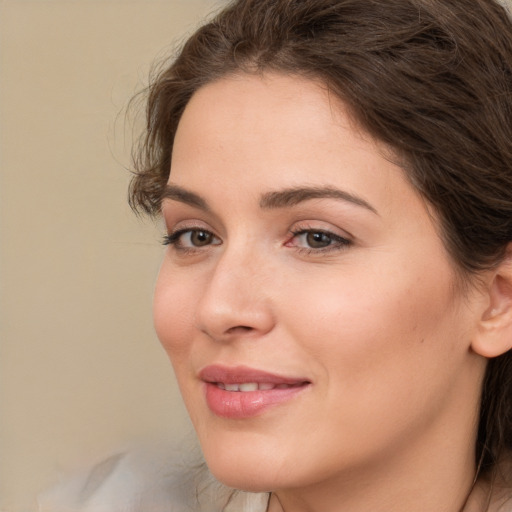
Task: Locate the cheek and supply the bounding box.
[153,265,196,361]
[271,262,467,466]
[153,266,206,425]
[283,253,464,404]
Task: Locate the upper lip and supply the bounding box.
[199,365,310,385]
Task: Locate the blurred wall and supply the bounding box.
[0,1,221,510]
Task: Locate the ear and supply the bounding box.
[471,245,512,358]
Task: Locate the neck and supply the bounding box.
[267,417,478,512]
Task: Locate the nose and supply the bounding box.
[195,246,276,342]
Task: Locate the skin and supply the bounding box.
[154,73,491,512]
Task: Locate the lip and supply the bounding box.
[199,365,311,419]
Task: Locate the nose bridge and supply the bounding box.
[195,238,275,340]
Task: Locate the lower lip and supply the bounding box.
[204,383,309,419]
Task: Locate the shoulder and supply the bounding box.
[38,444,268,512]
[464,461,512,512]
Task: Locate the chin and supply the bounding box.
[199,433,288,492]
[207,462,276,493]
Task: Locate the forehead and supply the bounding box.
[166,72,457,280]
[179,73,339,129]
[170,73,403,196]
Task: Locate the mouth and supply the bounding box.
[214,382,305,392]
[198,365,311,419]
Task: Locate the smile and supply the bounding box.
[215,382,303,392]
[199,365,311,418]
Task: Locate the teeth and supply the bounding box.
[239,383,258,392]
[215,382,294,392]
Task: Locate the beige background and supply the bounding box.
[0,1,222,510]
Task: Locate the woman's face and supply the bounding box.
[154,73,486,493]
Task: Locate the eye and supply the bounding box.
[163,228,221,249]
[286,228,352,252]
[302,231,335,248]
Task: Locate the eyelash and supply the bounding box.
[286,228,352,254]
[162,226,352,254]
[162,227,220,251]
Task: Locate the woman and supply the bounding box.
[41,0,512,511]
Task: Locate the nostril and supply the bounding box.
[226,325,254,334]
[196,286,275,340]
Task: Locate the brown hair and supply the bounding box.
[130,0,512,480]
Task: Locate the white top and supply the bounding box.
[38,445,268,512]
[37,444,512,512]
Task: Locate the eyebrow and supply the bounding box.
[162,184,210,211]
[162,184,378,215]
[259,186,378,214]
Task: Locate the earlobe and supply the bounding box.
[472,247,512,359]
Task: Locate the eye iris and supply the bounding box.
[191,230,212,246]
[306,231,331,248]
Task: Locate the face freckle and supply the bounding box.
[153,72,486,496]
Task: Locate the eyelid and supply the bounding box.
[285,222,354,254]
[163,217,214,237]
[288,220,353,240]
[162,222,222,250]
